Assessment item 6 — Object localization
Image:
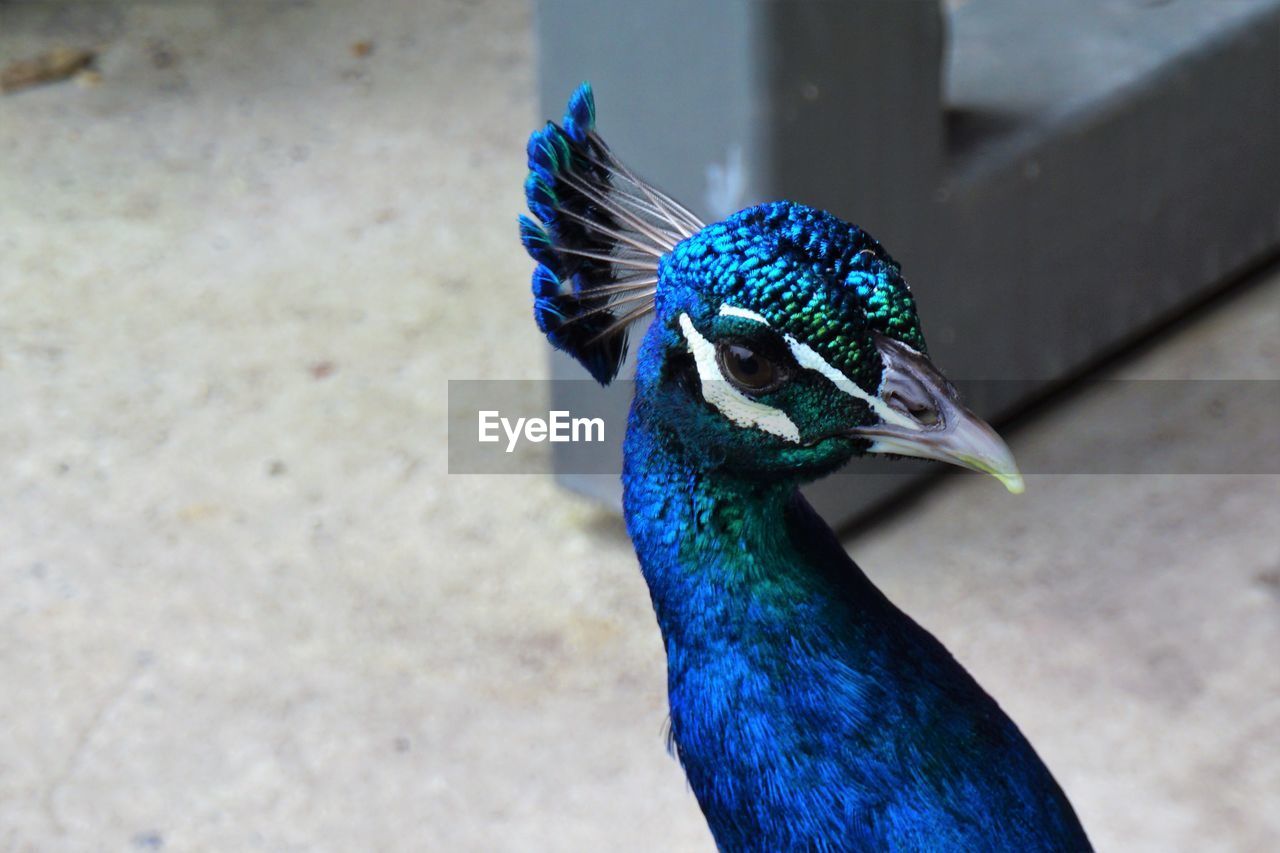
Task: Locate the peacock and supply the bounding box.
[520,83,1091,852]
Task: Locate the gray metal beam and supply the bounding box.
[535,0,1280,522]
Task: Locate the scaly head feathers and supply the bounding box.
[661,203,926,390]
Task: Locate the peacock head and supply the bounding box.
[521,83,1023,492]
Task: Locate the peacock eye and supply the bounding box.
[717,341,785,394]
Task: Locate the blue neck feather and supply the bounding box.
[623,346,1090,852]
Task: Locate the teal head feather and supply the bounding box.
[520,83,1000,485]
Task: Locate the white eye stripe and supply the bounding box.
[783,336,921,431]
[718,304,770,325]
[678,313,800,442]
[686,307,922,437]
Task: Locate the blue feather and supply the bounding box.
[526,122,571,184]
[519,215,560,274]
[518,82,677,385]
[530,262,561,300]
[562,81,596,143]
[523,172,558,227]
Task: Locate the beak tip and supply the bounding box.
[1001,473,1026,495]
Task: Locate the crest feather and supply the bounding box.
[519,82,703,384]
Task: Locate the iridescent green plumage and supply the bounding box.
[662,202,925,391]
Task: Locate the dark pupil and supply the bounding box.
[722,344,776,390]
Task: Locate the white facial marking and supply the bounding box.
[783,336,920,431]
[718,304,770,325]
[678,313,800,443]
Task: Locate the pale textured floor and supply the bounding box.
[1,2,1277,851]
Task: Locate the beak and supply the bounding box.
[848,335,1025,494]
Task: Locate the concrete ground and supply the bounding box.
[1,2,1277,851]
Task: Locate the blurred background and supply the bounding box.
[1,1,1277,851]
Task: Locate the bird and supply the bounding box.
[519,83,1091,852]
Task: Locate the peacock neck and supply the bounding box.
[619,395,906,834]
[620,395,891,690]
[618,397,1091,850]
[625,402,812,644]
